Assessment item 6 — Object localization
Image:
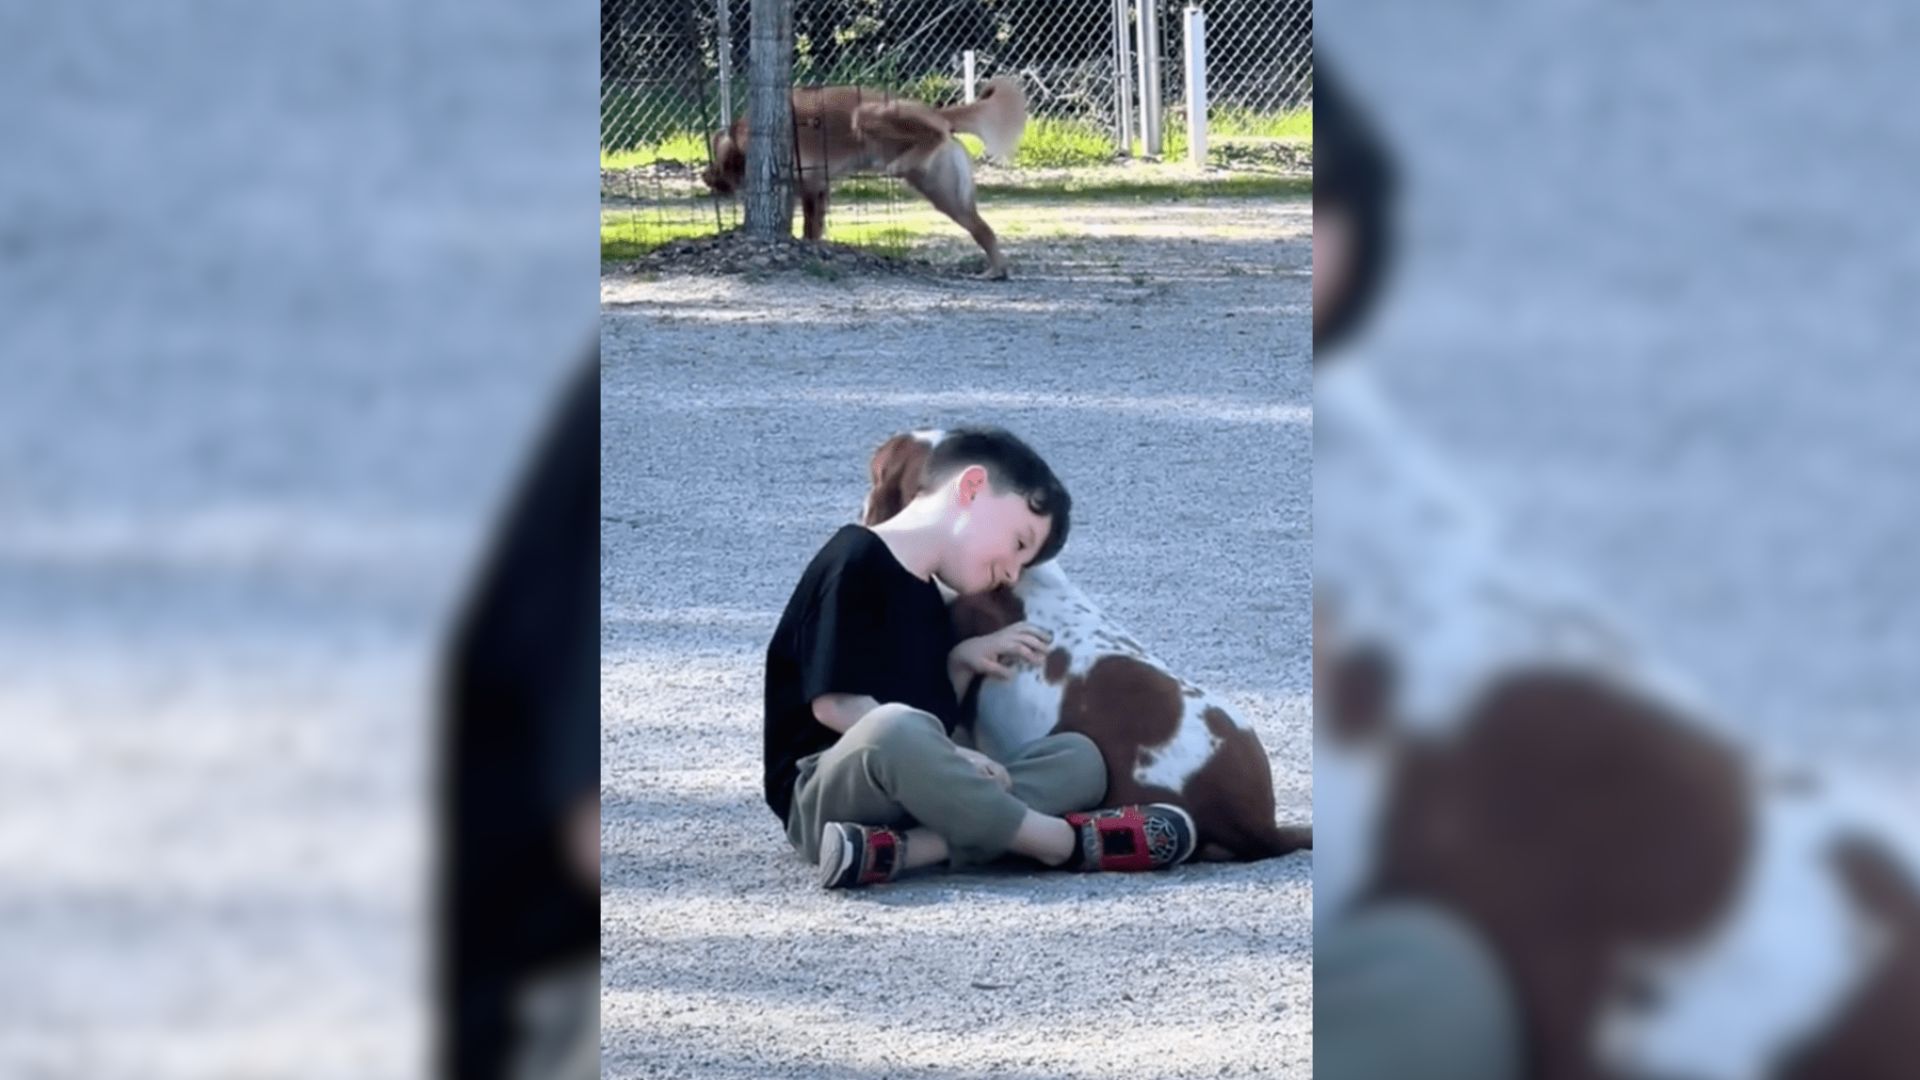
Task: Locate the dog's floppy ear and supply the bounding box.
[863,433,933,525]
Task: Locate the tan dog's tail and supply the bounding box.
[940,75,1027,163]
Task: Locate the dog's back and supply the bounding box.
[708,78,1028,190]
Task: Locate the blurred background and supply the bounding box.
[1321,1,1920,782]
[1316,4,1920,1079]
[0,2,597,1077]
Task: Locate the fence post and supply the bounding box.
[716,0,734,127]
[1184,5,1206,166]
[1111,0,1134,155]
[1137,0,1162,156]
[963,50,977,103]
[744,0,794,239]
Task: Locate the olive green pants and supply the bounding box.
[1316,902,1521,1080]
[785,703,1107,867]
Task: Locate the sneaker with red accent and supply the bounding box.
[1063,803,1198,872]
[818,822,907,889]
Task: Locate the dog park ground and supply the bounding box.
[600,189,1313,1078]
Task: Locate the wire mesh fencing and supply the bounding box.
[601,0,1311,261]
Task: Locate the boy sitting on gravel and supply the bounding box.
[763,426,1199,889]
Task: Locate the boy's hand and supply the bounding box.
[951,622,1052,680]
[956,747,1013,792]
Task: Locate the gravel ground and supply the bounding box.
[1,5,590,1076]
[601,196,1312,1079]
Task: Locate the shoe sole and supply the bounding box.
[817,822,857,889]
[1155,803,1200,867]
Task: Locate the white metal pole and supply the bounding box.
[1111,0,1134,154]
[716,0,734,126]
[1139,0,1162,155]
[1135,0,1150,154]
[1184,6,1207,166]
[964,50,977,103]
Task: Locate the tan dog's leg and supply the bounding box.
[907,140,1008,280]
[801,189,829,241]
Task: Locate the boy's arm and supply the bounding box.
[810,692,881,735]
[947,649,978,702]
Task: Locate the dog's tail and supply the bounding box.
[940,75,1027,163]
[1231,819,1314,861]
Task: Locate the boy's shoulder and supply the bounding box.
[797,525,891,590]
[810,523,877,567]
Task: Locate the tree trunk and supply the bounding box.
[743,0,794,239]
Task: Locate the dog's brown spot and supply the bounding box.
[950,587,1026,643]
[863,434,935,526]
[1172,705,1307,859]
[1044,646,1072,683]
[1052,662,1305,859]
[1367,669,1753,1080]
[1780,837,1920,1080]
[1055,656,1185,808]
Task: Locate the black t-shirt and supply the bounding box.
[763,525,960,825]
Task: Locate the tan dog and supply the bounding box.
[701,76,1026,279]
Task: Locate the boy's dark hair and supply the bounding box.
[1314,63,1397,360]
[924,426,1073,566]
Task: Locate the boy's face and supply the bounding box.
[937,465,1053,596]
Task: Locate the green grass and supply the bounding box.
[601,207,917,262]
[795,170,1309,203]
[600,171,1307,263]
[602,106,1311,171]
[602,131,711,172]
[1147,106,1313,160]
[1006,115,1125,168]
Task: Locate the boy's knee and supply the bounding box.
[1317,903,1520,1080]
[849,703,944,756]
[1055,732,1108,807]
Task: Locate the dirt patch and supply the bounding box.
[617,229,961,281]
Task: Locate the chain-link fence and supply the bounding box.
[601,0,1311,164]
[600,0,1309,264]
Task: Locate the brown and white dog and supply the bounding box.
[701,77,1026,279]
[1316,360,1920,1080]
[862,430,1313,862]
